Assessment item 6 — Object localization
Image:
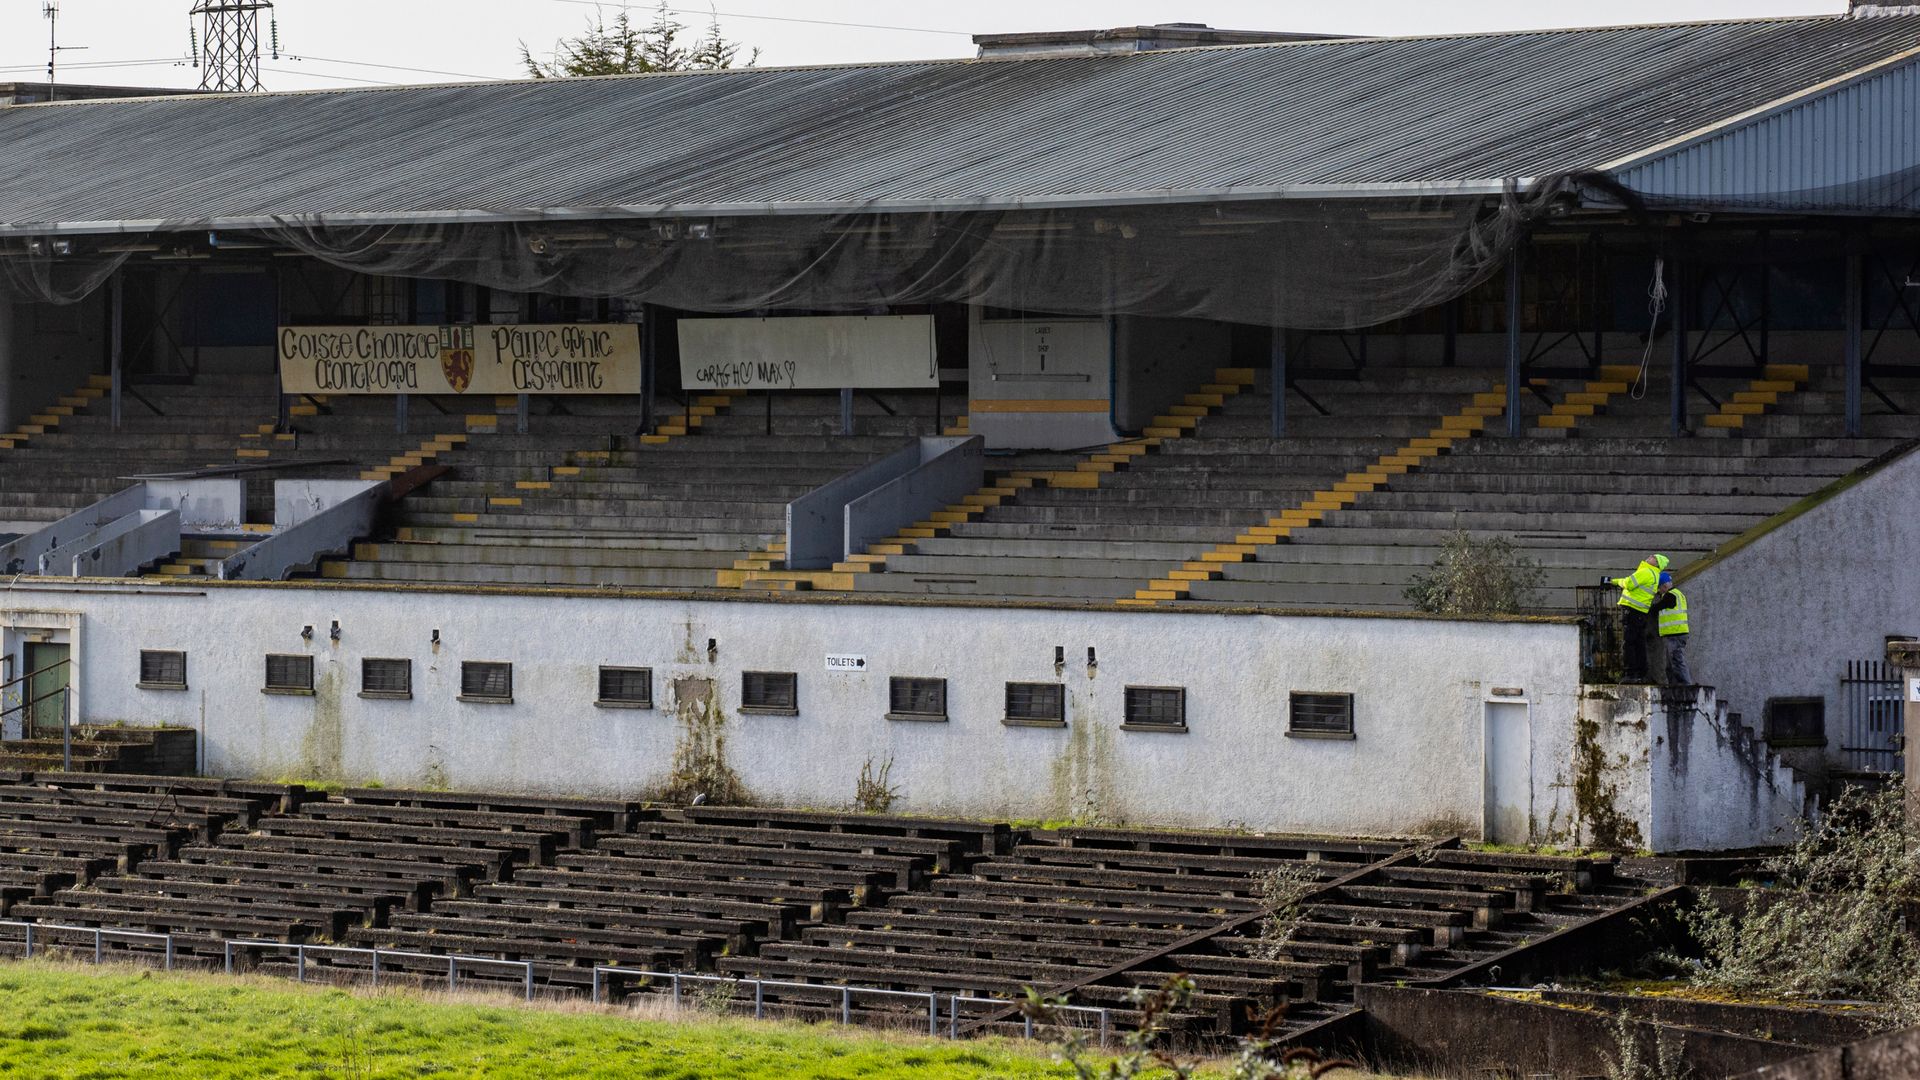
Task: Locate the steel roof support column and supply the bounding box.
[109,271,123,432]
[1845,242,1863,438]
[1671,254,1688,437]
[1505,242,1523,437]
[1270,327,1286,440]
[639,302,658,436]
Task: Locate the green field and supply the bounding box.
[0,961,1087,1079]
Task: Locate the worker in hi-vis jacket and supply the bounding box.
[1651,570,1691,686]
[1607,553,1669,682]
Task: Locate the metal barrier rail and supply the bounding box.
[951,993,1111,1046]
[0,922,1111,1046]
[223,940,536,1001]
[0,919,175,969]
[591,967,1111,1046]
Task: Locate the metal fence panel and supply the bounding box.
[1841,659,1904,773]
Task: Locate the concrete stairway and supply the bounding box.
[322,390,960,590]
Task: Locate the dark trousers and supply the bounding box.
[1665,635,1691,685]
[1621,607,1650,681]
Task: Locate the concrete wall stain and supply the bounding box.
[297,662,346,783]
[659,675,745,804]
[1572,709,1644,852]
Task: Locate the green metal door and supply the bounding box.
[24,643,69,739]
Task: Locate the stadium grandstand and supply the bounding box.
[0,10,1916,861]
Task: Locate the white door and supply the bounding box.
[1483,702,1532,845]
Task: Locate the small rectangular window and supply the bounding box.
[1289,692,1354,739]
[137,650,187,691]
[597,666,653,709]
[741,671,798,715]
[360,658,412,700]
[1123,686,1186,731]
[1764,696,1826,746]
[1004,682,1065,727]
[263,654,314,695]
[459,661,513,704]
[888,677,947,722]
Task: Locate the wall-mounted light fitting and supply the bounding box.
[1053,645,1065,675]
[329,620,341,642]
[430,629,440,645]
[706,637,718,662]
[300,625,313,641]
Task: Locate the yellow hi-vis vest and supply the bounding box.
[1611,561,1660,613]
[1659,589,1690,636]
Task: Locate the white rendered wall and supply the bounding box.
[1687,446,1920,771]
[3,581,1583,841]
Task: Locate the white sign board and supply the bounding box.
[279,323,641,396]
[678,315,937,391]
[825,654,869,673]
[1909,677,1920,703]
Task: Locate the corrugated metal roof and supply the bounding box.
[1613,51,1920,212]
[1,14,1918,233]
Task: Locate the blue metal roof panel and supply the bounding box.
[1614,52,1920,212]
[1,15,1918,231]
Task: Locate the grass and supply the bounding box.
[0,960,1082,1079]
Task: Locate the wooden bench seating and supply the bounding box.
[555,852,887,904]
[176,844,477,896]
[839,908,1193,948]
[210,835,514,878]
[87,874,398,925]
[627,820,966,872]
[678,807,1010,856]
[931,876,1260,916]
[471,882,800,938]
[1049,827,1400,863]
[298,802,595,848]
[1334,884,1510,929]
[137,860,437,911]
[347,926,698,972]
[9,897,318,943]
[594,836,927,890]
[430,899,759,950]
[250,817,554,866]
[340,787,638,832]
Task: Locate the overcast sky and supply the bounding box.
[0,0,1855,92]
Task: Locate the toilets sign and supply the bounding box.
[278,323,642,395]
[824,654,868,672]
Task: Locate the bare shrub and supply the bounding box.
[853,756,899,814]
[1403,530,1545,615]
[1251,862,1322,961]
[1681,786,1920,1027]
[1604,1010,1691,1080]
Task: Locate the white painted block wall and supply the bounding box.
[4,583,1583,842]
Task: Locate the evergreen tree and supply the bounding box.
[521,3,756,78]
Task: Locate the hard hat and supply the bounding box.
[1652,554,1670,569]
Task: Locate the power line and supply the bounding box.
[285,53,503,82]
[260,65,395,85]
[0,57,182,75]
[544,0,971,37]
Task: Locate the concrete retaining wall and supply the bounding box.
[2,581,1583,839]
[1688,444,1920,775]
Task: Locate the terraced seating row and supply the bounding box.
[0,777,1641,1040]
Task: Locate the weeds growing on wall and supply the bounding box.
[854,756,900,814]
[1679,786,1920,1027]
[1403,531,1545,615]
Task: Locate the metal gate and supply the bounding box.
[1840,659,1904,773]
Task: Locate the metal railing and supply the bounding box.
[0,919,175,969]
[1841,659,1905,773]
[0,660,76,769]
[0,919,1112,1046]
[590,967,1111,1045]
[223,940,536,1001]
